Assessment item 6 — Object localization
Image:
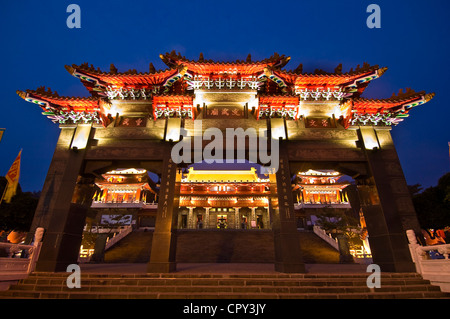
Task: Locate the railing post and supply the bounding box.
[27,227,44,273]
[406,229,422,274]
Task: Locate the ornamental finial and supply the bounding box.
[16,90,27,99]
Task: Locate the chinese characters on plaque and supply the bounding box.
[278,158,292,219]
[117,117,147,127]
[206,106,244,119]
[161,158,175,219]
[305,117,335,128]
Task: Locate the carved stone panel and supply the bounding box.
[288,128,358,140]
[288,147,365,161]
[85,146,166,160]
[94,127,164,140]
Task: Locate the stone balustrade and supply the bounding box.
[105,226,133,251]
[407,229,450,292]
[0,228,44,282]
[312,225,339,250]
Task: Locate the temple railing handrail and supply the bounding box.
[415,244,450,258]
[406,229,450,293]
[0,242,36,254]
[312,225,339,250]
[0,228,44,279]
[105,225,133,251]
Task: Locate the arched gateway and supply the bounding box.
[17,52,434,273]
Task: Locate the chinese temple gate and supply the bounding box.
[18,52,434,273]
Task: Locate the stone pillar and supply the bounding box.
[205,207,210,229]
[187,206,194,229]
[265,206,271,228]
[30,125,94,272]
[234,207,240,229]
[147,145,181,273]
[269,139,305,273]
[357,127,417,272]
[250,207,256,228]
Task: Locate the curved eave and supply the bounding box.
[17,90,103,113]
[351,92,435,114]
[65,64,180,89]
[276,66,387,90]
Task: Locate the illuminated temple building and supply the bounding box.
[89,166,271,230]
[293,169,352,228]
[90,168,158,228]
[93,168,156,206]
[179,167,270,229]
[18,51,435,273]
[294,169,350,207]
[89,166,351,231]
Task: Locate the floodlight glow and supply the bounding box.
[71,124,91,150]
[166,118,182,142]
[270,118,286,140]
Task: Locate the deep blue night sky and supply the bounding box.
[0,0,449,192]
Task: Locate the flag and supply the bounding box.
[1,150,22,204]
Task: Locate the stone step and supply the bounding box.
[104,230,342,264]
[16,277,434,287]
[0,290,447,299]
[26,271,424,278]
[1,272,448,299]
[7,282,442,293]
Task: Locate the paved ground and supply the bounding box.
[79,263,369,274]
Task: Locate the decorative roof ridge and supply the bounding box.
[353,89,435,103]
[65,63,177,76]
[152,92,194,97]
[17,87,99,101]
[282,63,385,76]
[258,93,298,97]
[160,51,291,68]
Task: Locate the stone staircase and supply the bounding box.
[0,272,448,299]
[104,229,340,264]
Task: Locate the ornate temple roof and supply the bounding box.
[16,86,111,126]
[278,63,386,89]
[160,51,291,75]
[350,89,435,112]
[65,63,180,93]
[182,167,268,183]
[294,170,349,191]
[152,94,194,106]
[95,168,155,193]
[297,169,342,177]
[17,87,104,112]
[258,95,299,106]
[16,53,435,128]
[341,88,435,127]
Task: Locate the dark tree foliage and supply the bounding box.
[411,172,450,229]
[0,176,39,232]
